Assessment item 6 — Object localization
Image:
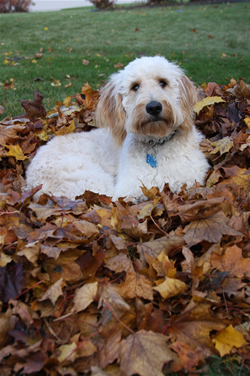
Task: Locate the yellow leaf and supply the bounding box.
[54,118,76,136]
[44,27,48,31]
[56,343,77,362]
[153,277,187,299]
[35,130,49,141]
[31,59,37,64]
[5,144,28,160]
[244,118,250,129]
[194,96,225,114]
[210,136,234,156]
[214,325,246,357]
[63,95,72,107]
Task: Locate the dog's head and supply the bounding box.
[96,56,198,144]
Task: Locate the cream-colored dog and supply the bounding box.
[26,56,209,201]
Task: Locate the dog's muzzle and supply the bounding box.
[146,101,162,117]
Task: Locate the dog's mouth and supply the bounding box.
[139,118,174,137]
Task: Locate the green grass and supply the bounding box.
[0,2,249,118]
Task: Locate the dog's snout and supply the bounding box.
[146,101,162,116]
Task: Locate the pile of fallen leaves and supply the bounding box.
[0,77,249,376]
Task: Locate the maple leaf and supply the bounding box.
[117,272,154,300]
[20,91,47,120]
[169,301,226,356]
[211,245,250,278]
[119,330,176,376]
[183,211,242,247]
[213,325,246,357]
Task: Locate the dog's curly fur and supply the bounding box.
[26,56,209,201]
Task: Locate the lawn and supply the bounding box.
[0,2,249,118]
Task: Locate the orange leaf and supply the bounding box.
[211,245,250,278]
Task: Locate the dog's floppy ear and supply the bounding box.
[177,74,198,134]
[95,75,127,145]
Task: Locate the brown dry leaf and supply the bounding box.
[153,277,187,299]
[39,278,64,305]
[20,91,47,120]
[98,284,131,314]
[211,245,250,278]
[220,166,250,197]
[170,341,204,372]
[119,330,176,376]
[169,301,226,356]
[213,325,246,357]
[117,272,154,300]
[114,62,124,69]
[71,281,98,313]
[138,235,185,264]
[0,105,4,114]
[0,309,16,347]
[3,78,15,90]
[227,78,250,99]
[19,240,40,266]
[183,211,242,247]
[106,253,134,273]
[0,119,28,145]
[99,326,122,368]
[178,197,224,223]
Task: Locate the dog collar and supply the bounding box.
[145,131,176,168]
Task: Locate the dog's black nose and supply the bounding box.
[146,101,162,116]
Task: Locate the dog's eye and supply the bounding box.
[159,80,167,88]
[131,83,140,92]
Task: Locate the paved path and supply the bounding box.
[31,0,141,12]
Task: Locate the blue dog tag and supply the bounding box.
[146,153,157,168]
